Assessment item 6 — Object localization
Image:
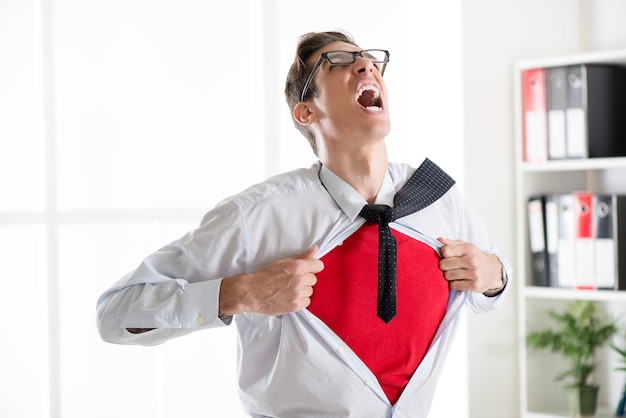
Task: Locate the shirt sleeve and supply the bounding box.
[448,187,513,314]
[95,201,245,346]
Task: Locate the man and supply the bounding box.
[97,30,511,417]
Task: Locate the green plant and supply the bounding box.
[526,300,618,387]
[613,331,626,373]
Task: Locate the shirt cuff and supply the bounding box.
[184,278,232,327]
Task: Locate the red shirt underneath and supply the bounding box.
[308,224,449,404]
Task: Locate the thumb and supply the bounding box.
[437,237,451,245]
[297,245,319,260]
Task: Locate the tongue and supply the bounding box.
[358,90,376,108]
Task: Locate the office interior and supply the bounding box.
[2,1,626,417]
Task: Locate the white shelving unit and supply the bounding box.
[514,49,626,418]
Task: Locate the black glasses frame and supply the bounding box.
[300,49,390,102]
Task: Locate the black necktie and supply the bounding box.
[358,158,455,323]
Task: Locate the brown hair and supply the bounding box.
[284,30,358,154]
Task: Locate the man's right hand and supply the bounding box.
[218,246,324,317]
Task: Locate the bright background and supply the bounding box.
[1,1,465,417]
[2,0,626,417]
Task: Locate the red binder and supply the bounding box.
[522,68,548,162]
[573,191,595,290]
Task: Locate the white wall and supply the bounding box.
[261,0,465,180]
[462,2,579,416]
[462,1,626,417]
[580,0,626,51]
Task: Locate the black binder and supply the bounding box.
[593,194,626,290]
[618,195,626,291]
[586,65,626,158]
[566,64,626,159]
[544,194,559,287]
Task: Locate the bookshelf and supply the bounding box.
[514,49,626,418]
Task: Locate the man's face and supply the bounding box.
[305,41,391,146]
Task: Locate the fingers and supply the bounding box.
[228,245,324,316]
[438,237,474,282]
[438,237,460,246]
[437,237,466,258]
[302,282,315,298]
[437,238,502,293]
[295,245,324,274]
[306,271,318,286]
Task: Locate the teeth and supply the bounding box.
[356,85,380,101]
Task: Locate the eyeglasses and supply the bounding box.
[300,49,390,102]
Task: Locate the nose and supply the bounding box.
[354,57,375,74]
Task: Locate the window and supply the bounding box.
[1,1,465,417]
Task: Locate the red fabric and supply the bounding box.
[308,224,449,404]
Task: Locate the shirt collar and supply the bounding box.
[318,164,396,222]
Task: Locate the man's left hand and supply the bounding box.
[437,237,503,294]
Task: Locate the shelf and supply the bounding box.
[524,286,626,302]
[514,48,626,71]
[525,408,615,418]
[521,157,626,173]
[515,47,626,418]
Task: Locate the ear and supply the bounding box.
[293,102,315,126]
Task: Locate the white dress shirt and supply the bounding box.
[96,160,511,418]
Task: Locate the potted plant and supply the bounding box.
[526,300,617,417]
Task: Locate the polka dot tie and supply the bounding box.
[358,158,456,323]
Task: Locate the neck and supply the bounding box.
[320,142,388,204]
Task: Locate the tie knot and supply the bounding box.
[359,204,393,225]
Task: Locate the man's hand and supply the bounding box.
[437,238,503,294]
[219,246,324,316]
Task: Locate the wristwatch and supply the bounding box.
[484,262,507,297]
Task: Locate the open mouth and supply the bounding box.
[356,85,383,111]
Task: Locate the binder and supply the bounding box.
[522,68,548,162]
[528,192,626,290]
[594,194,615,289]
[618,195,626,291]
[594,194,626,290]
[585,64,626,158]
[573,191,595,289]
[544,194,559,286]
[557,193,576,288]
[565,65,587,158]
[528,196,548,286]
[565,64,626,159]
[547,67,568,159]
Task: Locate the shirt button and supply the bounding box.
[338,241,343,246]
[196,316,205,325]
[337,347,344,355]
[364,378,372,386]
